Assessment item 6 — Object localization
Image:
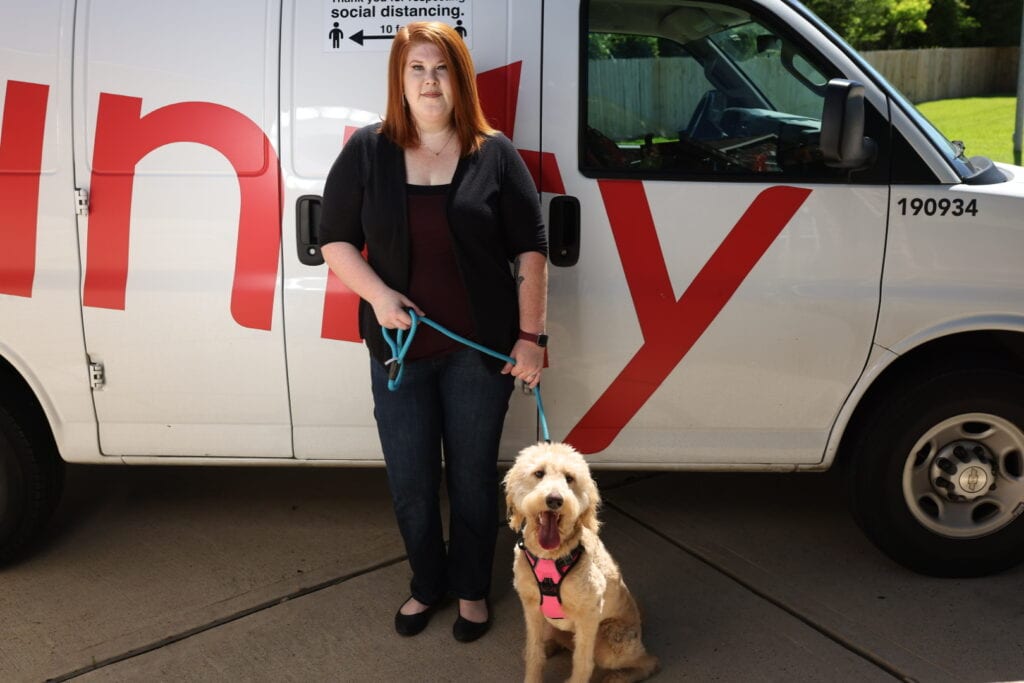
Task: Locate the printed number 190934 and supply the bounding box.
[897,196,978,217]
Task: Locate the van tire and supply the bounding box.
[847,366,1024,577]
[0,406,61,564]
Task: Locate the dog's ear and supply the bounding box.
[506,501,524,532]
[579,474,603,533]
[505,492,524,531]
[502,469,524,531]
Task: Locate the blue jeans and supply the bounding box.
[370,348,514,605]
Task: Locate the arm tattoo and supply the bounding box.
[513,256,524,289]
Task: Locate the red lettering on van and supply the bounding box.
[478,61,521,139]
[0,81,49,298]
[84,93,281,330]
[320,125,363,342]
[476,61,564,193]
[321,263,361,341]
[519,149,565,195]
[566,182,812,453]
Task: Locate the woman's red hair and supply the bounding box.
[381,21,495,155]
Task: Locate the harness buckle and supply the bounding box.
[538,577,559,597]
[556,549,580,573]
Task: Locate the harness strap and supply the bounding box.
[517,535,584,619]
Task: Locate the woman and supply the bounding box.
[319,22,548,643]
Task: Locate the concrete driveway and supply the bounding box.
[2,463,1022,682]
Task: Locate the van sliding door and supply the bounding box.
[280,0,543,460]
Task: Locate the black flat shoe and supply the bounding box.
[394,599,436,637]
[452,602,491,643]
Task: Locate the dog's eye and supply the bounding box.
[533,469,544,479]
[565,475,575,484]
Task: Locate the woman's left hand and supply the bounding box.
[502,340,545,388]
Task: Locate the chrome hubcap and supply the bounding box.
[903,413,1024,539]
[929,440,996,502]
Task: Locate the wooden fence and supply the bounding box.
[586,47,1017,138]
[588,54,826,139]
[862,47,1018,103]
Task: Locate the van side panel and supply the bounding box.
[0,0,100,461]
[73,0,292,457]
[877,180,1024,355]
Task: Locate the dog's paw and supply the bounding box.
[600,673,642,683]
[565,673,595,683]
[598,656,660,683]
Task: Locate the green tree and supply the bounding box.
[589,33,659,59]
[805,0,931,48]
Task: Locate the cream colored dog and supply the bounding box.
[504,442,658,683]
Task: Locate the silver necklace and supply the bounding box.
[423,128,456,156]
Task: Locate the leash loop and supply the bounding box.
[381,309,550,442]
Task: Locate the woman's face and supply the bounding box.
[403,41,455,129]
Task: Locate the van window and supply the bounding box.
[582,0,864,181]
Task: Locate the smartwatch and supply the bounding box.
[518,330,549,348]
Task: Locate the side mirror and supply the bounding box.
[820,79,877,169]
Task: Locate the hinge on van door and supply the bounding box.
[89,360,105,390]
[75,188,89,216]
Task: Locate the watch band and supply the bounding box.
[518,330,549,347]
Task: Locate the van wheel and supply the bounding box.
[848,366,1024,577]
[0,406,61,563]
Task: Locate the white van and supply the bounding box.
[2,0,1023,577]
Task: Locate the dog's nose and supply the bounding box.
[545,494,563,510]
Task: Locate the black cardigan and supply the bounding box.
[319,124,547,370]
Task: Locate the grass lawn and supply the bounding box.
[916,96,1018,165]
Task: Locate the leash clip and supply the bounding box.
[385,357,401,382]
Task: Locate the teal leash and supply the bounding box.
[381,310,550,443]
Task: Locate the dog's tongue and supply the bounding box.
[539,511,560,550]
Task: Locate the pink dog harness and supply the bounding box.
[517,536,584,619]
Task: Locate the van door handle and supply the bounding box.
[296,195,323,266]
[548,195,580,267]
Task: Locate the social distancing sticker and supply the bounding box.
[324,0,473,52]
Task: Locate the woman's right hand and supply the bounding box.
[370,290,424,330]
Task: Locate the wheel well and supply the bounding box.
[0,355,58,455]
[837,330,1024,469]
